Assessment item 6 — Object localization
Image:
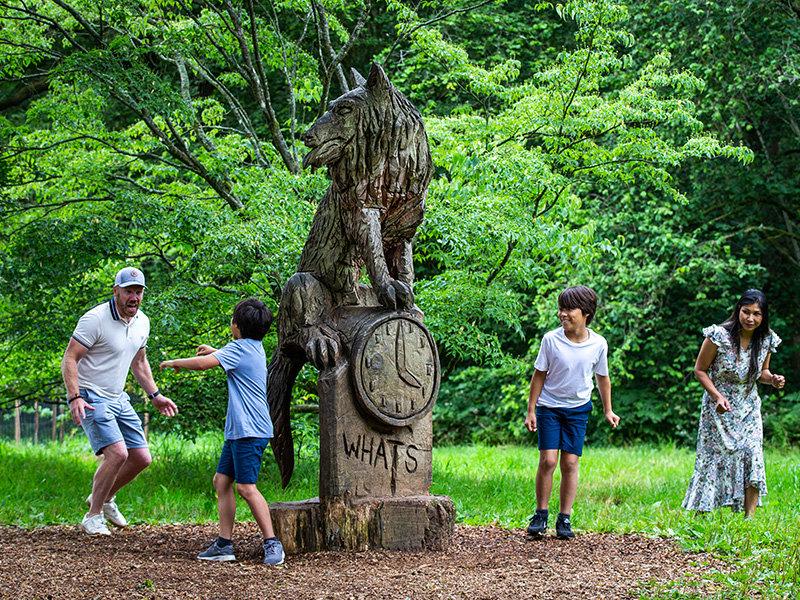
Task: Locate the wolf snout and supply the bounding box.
[302,127,317,148]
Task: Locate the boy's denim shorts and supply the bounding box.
[536,401,592,456]
[79,389,148,455]
[216,437,270,484]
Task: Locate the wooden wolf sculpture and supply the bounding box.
[268,63,434,487]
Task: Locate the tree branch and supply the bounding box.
[558,24,598,139]
[189,278,242,294]
[49,0,104,44]
[187,57,273,170]
[221,0,299,174]
[0,76,49,110]
[384,0,495,66]
[568,158,658,173]
[0,196,113,218]
[485,239,518,287]
[322,0,370,98]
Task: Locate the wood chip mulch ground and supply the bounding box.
[0,523,730,599]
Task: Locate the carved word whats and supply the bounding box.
[342,432,421,474]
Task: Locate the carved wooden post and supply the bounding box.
[271,308,454,553]
[267,64,455,553]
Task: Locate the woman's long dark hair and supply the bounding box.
[721,289,771,384]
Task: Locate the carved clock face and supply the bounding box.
[351,314,440,427]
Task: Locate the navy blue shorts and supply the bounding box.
[536,401,592,456]
[216,437,270,484]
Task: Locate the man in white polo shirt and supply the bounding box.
[61,267,178,535]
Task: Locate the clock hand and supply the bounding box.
[395,321,422,388]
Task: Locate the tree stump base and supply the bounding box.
[270,495,455,554]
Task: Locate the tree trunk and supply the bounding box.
[270,495,455,554]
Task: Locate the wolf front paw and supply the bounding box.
[376,280,414,310]
[304,326,342,370]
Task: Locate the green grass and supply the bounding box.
[1,438,798,599]
[432,444,706,529]
[431,444,800,600]
[0,433,319,526]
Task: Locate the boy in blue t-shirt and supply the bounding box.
[160,298,284,565]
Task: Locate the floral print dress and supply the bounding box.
[682,324,781,512]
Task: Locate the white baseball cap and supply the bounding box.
[114,267,147,288]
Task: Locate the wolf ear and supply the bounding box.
[366,62,391,95]
[351,68,367,87]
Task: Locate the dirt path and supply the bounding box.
[0,523,727,599]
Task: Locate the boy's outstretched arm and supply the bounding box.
[160,354,220,372]
[596,373,619,427]
[525,369,547,432]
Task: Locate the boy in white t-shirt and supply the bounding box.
[524,286,620,539]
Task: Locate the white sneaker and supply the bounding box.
[81,512,111,535]
[86,494,129,528]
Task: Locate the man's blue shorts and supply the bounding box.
[79,389,148,455]
[536,401,592,456]
[216,438,270,484]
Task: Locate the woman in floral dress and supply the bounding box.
[683,289,785,517]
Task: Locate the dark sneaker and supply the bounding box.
[556,515,575,539]
[526,512,548,536]
[198,542,235,562]
[263,539,285,565]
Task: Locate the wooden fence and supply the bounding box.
[0,400,151,444]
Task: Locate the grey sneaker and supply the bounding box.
[556,514,575,539]
[81,512,111,536]
[262,539,285,565]
[527,511,548,535]
[198,542,236,562]
[86,494,128,528]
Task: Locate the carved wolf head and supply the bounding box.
[302,63,433,210]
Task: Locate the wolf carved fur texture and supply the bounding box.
[268,64,434,486]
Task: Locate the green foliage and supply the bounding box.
[420,0,799,449]
[0,0,789,450]
[607,0,800,436]
[551,0,800,448]
[763,391,800,451]
[414,0,750,369]
[559,182,771,445]
[433,365,530,445]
